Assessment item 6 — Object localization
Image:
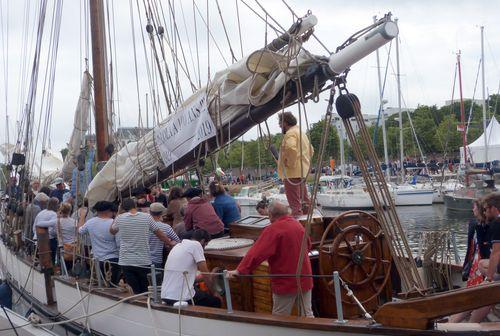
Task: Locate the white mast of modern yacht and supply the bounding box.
[374,15,390,179]
[480,26,488,164]
[395,18,404,183]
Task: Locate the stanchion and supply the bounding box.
[151,264,159,304]
[59,247,69,278]
[222,270,233,313]
[333,271,347,323]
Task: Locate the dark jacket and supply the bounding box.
[462,219,491,281]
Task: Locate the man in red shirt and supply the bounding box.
[227,200,314,317]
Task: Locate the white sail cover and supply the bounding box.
[61,71,92,180]
[33,148,64,182]
[86,34,316,206]
[460,116,500,163]
[0,143,15,163]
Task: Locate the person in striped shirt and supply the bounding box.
[148,202,180,270]
[110,198,176,294]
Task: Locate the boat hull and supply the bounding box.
[393,189,434,206]
[316,192,374,210]
[443,194,474,212]
[2,239,467,336]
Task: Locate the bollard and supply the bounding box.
[222,270,233,313]
[151,264,159,304]
[333,271,347,323]
[94,257,103,288]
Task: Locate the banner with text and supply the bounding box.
[155,94,216,167]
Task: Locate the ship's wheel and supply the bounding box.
[319,210,392,305]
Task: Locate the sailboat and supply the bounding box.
[444,27,498,212]
[1,2,499,336]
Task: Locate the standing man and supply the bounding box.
[50,178,69,203]
[79,201,121,287]
[277,112,314,216]
[149,202,180,270]
[110,198,176,294]
[227,200,314,317]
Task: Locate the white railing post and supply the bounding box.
[222,270,233,313]
[333,271,347,323]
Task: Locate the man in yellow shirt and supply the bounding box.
[277,112,314,216]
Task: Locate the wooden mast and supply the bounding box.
[89,0,109,161]
[457,51,468,186]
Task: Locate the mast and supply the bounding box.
[338,117,345,176]
[457,51,468,186]
[395,19,404,182]
[480,26,488,164]
[374,15,389,179]
[90,0,110,161]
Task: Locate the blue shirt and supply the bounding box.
[212,194,240,228]
[79,217,119,261]
[50,188,69,202]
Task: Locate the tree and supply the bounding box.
[307,119,339,165]
[434,114,462,155]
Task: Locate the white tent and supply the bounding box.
[460,116,500,163]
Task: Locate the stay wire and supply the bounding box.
[215,0,237,63]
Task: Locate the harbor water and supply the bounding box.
[242,204,474,260]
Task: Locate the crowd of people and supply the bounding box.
[3,179,248,307]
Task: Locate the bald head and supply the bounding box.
[268,200,290,221]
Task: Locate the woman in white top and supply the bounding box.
[57,203,77,244]
[56,202,77,273]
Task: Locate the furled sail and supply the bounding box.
[61,71,93,181]
[86,16,398,206]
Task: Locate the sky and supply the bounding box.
[0,0,499,164]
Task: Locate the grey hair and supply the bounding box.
[267,200,290,218]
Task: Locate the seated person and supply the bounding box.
[161,229,221,308]
[165,187,187,227]
[256,198,269,216]
[454,193,500,322]
[182,188,224,239]
[209,181,240,230]
[168,205,186,237]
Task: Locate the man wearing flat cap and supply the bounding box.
[149,202,180,270]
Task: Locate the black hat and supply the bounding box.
[183,187,202,199]
[131,186,150,197]
[93,201,113,212]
